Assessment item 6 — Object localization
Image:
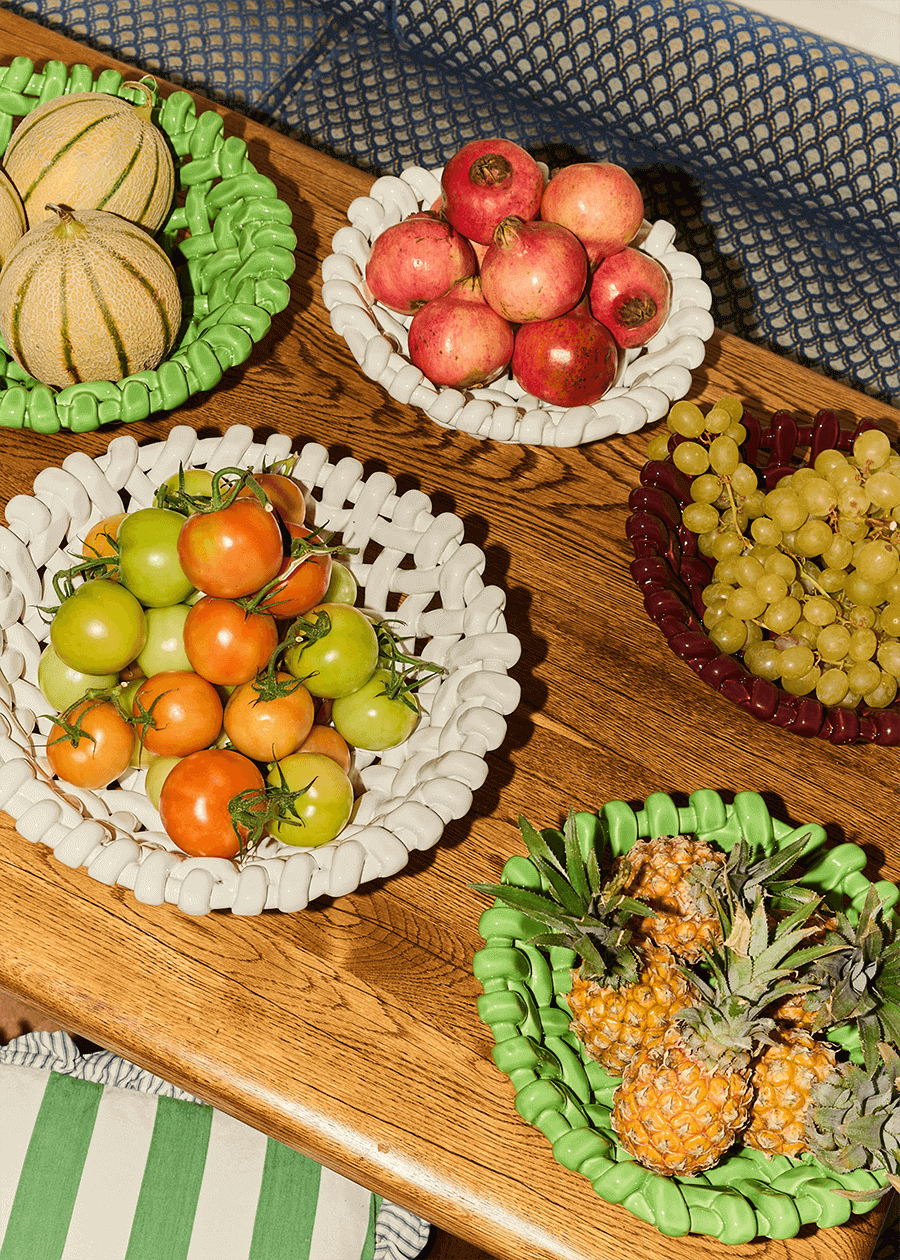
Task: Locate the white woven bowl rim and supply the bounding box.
[321,164,715,447]
[0,425,522,916]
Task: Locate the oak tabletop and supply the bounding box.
[1,10,898,1260]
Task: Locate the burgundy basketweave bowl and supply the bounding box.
[626,406,900,746]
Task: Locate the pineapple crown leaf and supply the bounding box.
[806,1042,900,1194]
[716,831,817,912]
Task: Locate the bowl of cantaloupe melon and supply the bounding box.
[0,59,297,433]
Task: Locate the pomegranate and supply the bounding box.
[511,302,618,407]
[541,162,644,266]
[408,277,514,389]
[365,211,477,315]
[440,138,544,246]
[480,217,588,323]
[590,247,672,348]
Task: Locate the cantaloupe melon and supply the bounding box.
[0,205,182,387]
[3,83,175,232]
[0,166,26,271]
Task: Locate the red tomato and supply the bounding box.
[239,472,306,526]
[295,723,352,773]
[223,672,315,762]
[257,523,333,620]
[46,698,135,790]
[177,497,284,599]
[183,597,278,686]
[133,670,224,756]
[158,748,266,858]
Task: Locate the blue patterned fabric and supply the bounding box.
[5,0,898,407]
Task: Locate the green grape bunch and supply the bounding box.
[645,400,900,712]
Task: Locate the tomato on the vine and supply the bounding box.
[158,748,266,858]
[81,512,128,561]
[223,672,315,762]
[331,666,421,750]
[117,507,195,608]
[256,523,333,620]
[283,603,378,698]
[264,752,354,847]
[295,724,352,773]
[46,697,136,790]
[133,670,223,756]
[177,494,284,599]
[183,596,278,686]
[240,472,306,527]
[136,604,193,677]
[37,643,117,713]
[50,579,146,675]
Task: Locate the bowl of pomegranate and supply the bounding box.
[473,792,899,1241]
[628,395,900,743]
[321,140,714,447]
[0,425,521,916]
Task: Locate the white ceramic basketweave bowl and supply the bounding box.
[321,164,714,447]
[0,426,521,916]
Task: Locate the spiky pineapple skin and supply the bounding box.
[615,834,725,963]
[568,944,695,1075]
[611,1025,753,1176]
[743,1028,840,1157]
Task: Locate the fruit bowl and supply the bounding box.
[0,58,296,433]
[320,165,714,447]
[474,790,898,1242]
[628,406,900,744]
[0,425,521,915]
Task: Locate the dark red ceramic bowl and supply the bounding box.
[626,406,900,745]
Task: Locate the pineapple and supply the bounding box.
[610,894,836,1176]
[568,942,696,1075]
[804,1042,900,1198]
[743,1027,840,1157]
[473,814,694,1073]
[613,832,725,962]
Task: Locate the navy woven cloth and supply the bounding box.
[4,0,899,409]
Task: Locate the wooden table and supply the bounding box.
[1,11,897,1260]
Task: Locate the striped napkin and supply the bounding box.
[0,1035,431,1260]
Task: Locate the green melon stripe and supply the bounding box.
[79,250,132,379]
[123,1095,214,1260]
[0,1072,103,1260]
[247,1138,322,1260]
[134,140,163,224]
[15,113,118,205]
[7,251,44,379]
[94,131,144,212]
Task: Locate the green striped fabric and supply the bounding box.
[0,1066,380,1260]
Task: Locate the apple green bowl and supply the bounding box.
[473,789,898,1243]
[0,57,296,433]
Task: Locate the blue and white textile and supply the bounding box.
[5,0,899,407]
[0,1032,431,1260]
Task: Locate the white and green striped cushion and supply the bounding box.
[0,1036,430,1260]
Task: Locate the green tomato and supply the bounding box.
[163,469,216,499]
[51,580,147,675]
[137,604,193,676]
[266,752,354,847]
[117,508,195,608]
[283,603,378,698]
[144,754,182,808]
[323,560,358,606]
[331,667,420,750]
[37,643,118,713]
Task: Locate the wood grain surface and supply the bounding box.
[1,11,898,1260]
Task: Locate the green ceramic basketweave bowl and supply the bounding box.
[473,790,899,1243]
[0,58,297,433]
